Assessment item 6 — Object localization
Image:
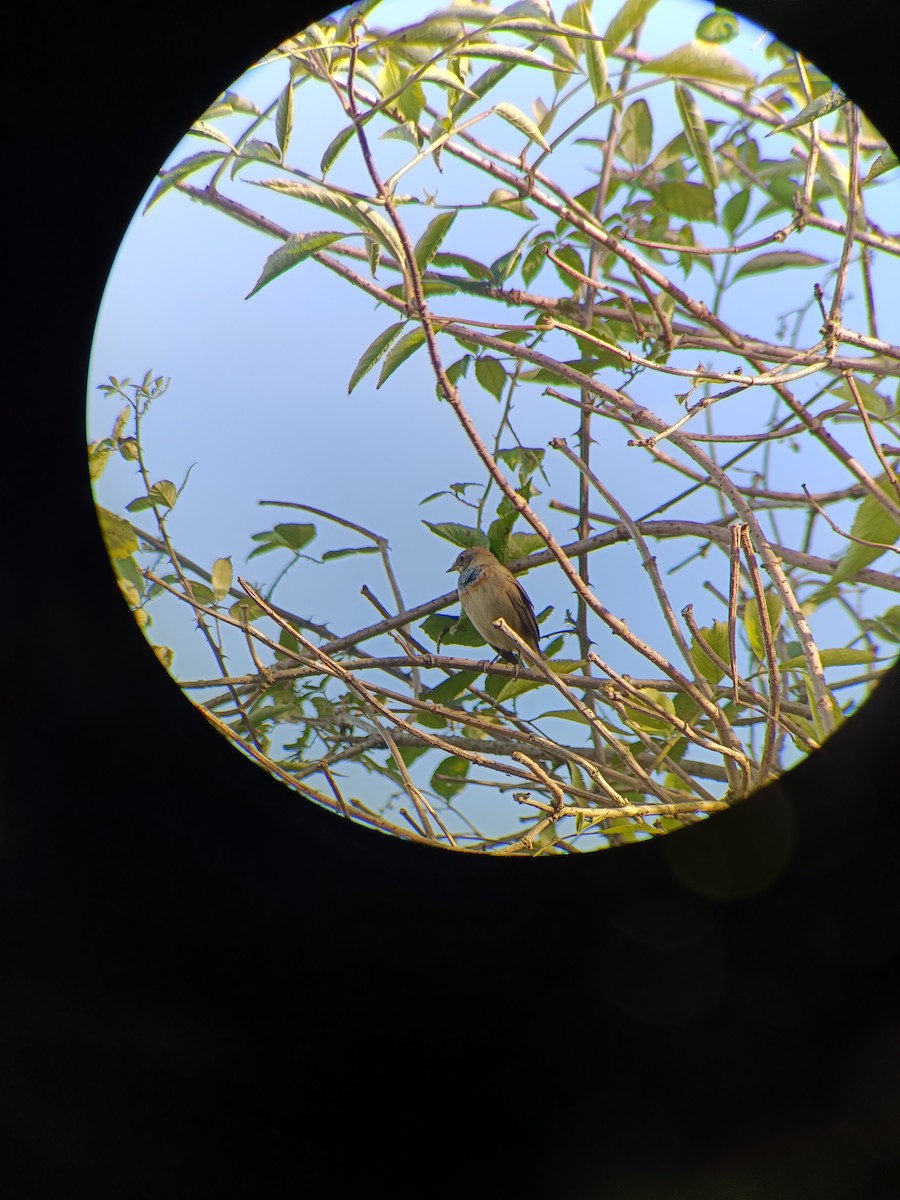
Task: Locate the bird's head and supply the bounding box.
[447,546,497,575]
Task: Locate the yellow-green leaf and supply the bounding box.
[674,84,719,189]
[98,507,139,559]
[642,41,755,89]
[211,557,233,602]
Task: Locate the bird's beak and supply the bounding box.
[446,565,455,574]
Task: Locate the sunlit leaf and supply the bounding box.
[779,647,874,671]
[275,79,294,158]
[493,101,551,152]
[211,557,233,602]
[246,232,345,298]
[767,88,848,135]
[619,99,653,166]
[732,249,827,281]
[674,84,719,189]
[605,0,661,54]
[144,151,228,211]
[830,476,900,583]
[97,507,139,559]
[348,322,407,392]
[377,325,427,387]
[642,41,755,88]
[414,211,457,272]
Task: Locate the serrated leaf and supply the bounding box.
[779,647,874,671]
[674,84,719,189]
[768,88,848,136]
[732,249,827,282]
[423,520,487,549]
[144,150,228,211]
[246,232,345,298]
[211,557,233,602]
[642,41,755,89]
[320,124,355,176]
[414,211,457,272]
[190,120,236,151]
[348,322,407,392]
[605,0,661,53]
[493,102,551,152]
[831,476,900,584]
[275,80,294,158]
[97,507,139,559]
[377,325,427,388]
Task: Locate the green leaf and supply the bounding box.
[779,647,874,671]
[831,476,900,584]
[642,41,755,88]
[320,546,379,560]
[621,687,677,734]
[348,321,407,393]
[487,188,539,219]
[451,61,517,122]
[767,88,848,136]
[185,581,215,607]
[211,557,233,602]
[732,249,827,281]
[421,671,479,705]
[475,355,507,400]
[320,124,355,176]
[431,251,493,280]
[144,150,228,211]
[744,591,783,661]
[422,520,487,549]
[246,232,345,298]
[577,1,608,101]
[619,99,653,167]
[691,620,730,684]
[377,325,427,388]
[274,522,316,551]
[275,79,294,158]
[461,43,576,73]
[655,180,716,222]
[696,11,739,42]
[722,189,750,236]
[420,612,485,650]
[189,120,236,151]
[229,596,266,622]
[414,211,457,273]
[493,102,551,152]
[674,84,719,189]
[864,146,898,185]
[604,0,661,54]
[506,532,546,558]
[97,507,139,559]
[431,755,470,801]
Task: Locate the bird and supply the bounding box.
[447,546,541,664]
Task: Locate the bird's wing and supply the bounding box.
[511,578,541,651]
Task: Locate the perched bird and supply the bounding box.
[447,546,541,664]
